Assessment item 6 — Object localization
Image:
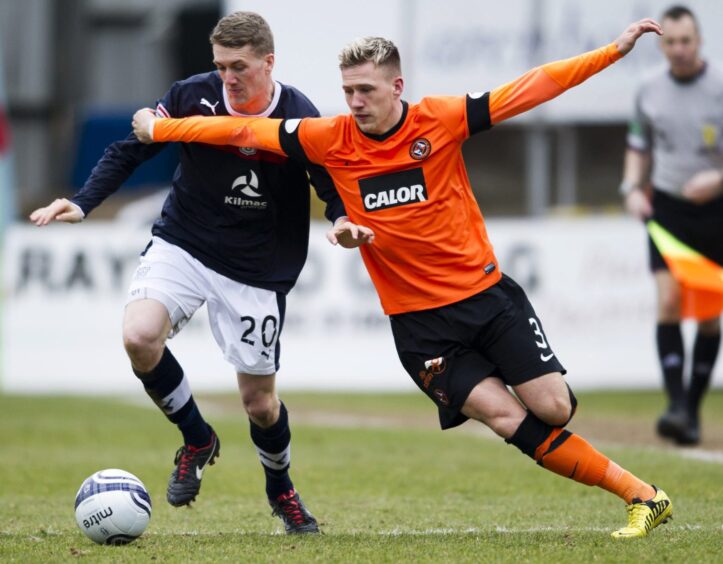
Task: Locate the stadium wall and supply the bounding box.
[3,218,720,394]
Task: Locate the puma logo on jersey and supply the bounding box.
[359,168,428,212]
[200,98,219,115]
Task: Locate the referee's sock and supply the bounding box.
[688,330,721,421]
[507,413,655,503]
[656,322,686,410]
[133,346,212,447]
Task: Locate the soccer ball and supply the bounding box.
[74,469,152,545]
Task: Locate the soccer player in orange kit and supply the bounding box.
[133,18,673,539]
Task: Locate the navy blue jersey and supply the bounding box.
[72,73,345,294]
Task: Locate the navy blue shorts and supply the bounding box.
[389,274,565,429]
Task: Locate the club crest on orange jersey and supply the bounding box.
[409,138,431,160]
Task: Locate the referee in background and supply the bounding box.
[620,5,723,445]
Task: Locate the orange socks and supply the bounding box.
[534,429,655,503]
[598,462,656,503]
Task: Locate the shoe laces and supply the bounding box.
[626,500,651,528]
[274,490,305,525]
[174,445,200,480]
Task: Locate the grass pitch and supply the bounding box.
[1,390,722,563]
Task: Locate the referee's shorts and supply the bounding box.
[649,188,723,272]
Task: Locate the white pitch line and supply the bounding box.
[677,449,723,464]
[375,524,720,536]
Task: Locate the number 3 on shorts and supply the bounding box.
[528,317,549,350]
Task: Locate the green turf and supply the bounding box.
[1,391,722,563]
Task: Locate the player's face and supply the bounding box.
[212,44,274,114]
[342,62,404,135]
[660,16,701,77]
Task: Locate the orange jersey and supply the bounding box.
[153,43,623,314]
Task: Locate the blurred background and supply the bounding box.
[0,0,721,393]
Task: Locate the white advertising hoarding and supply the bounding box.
[3,218,720,394]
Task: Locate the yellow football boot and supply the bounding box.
[611,487,672,539]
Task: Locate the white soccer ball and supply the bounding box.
[74,469,152,545]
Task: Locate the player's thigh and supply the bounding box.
[461,377,527,438]
[512,371,571,426]
[126,237,206,337]
[206,275,284,376]
[123,299,172,344]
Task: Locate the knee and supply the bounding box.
[658,287,682,321]
[243,392,279,427]
[535,398,571,427]
[533,387,576,427]
[484,407,525,438]
[123,322,165,368]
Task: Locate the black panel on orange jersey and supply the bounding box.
[466,92,492,135]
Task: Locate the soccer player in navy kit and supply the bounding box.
[30,11,358,534]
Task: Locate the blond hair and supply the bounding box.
[338,37,401,74]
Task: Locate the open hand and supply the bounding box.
[326,218,375,248]
[29,198,84,226]
[615,18,663,55]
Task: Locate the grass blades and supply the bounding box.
[1,391,722,562]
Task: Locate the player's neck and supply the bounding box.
[374,100,405,136]
[232,80,276,115]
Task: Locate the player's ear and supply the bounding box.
[264,53,275,74]
[392,76,404,97]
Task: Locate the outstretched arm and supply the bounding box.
[488,19,662,125]
[132,108,286,155]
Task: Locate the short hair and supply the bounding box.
[661,5,698,30]
[338,37,401,74]
[209,11,274,55]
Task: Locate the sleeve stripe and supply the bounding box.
[156,103,171,118]
[466,92,492,135]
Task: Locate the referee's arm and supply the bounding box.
[620,148,652,220]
